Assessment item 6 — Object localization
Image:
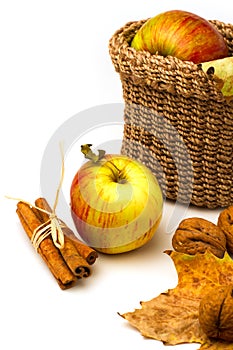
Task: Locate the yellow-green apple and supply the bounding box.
[70,144,163,254]
[131,10,229,64]
[201,56,233,99]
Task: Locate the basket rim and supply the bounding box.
[109,18,233,65]
[109,18,233,103]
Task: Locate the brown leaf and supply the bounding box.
[200,340,233,349]
[120,250,233,348]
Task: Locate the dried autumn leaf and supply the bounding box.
[120,250,233,349]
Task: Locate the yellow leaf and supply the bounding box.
[120,250,233,348]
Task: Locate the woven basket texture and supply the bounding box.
[109,19,233,208]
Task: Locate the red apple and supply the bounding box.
[131,10,229,64]
[70,145,163,254]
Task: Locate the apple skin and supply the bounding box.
[70,153,163,254]
[201,57,233,98]
[131,10,229,64]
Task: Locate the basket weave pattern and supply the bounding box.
[109,19,233,208]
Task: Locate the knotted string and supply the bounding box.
[31,213,65,250]
[6,143,65,250]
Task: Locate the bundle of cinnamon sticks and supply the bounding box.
[16,197,98,290]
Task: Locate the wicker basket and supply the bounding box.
[109,19,233,208]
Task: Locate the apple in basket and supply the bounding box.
[201,56,233,100]
[70,144,163,254]
[131,10,229,64]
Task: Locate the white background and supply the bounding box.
[1,1,231,349]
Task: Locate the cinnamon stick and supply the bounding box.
[35,197,98,265]
[16,202,76,290]
[63,226,98,265]
[34,198,93,278]
[60,237,90,279]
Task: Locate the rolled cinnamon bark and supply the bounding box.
[60,237,90,279]
[35,197,98,265]
[63,226,98,265]
[16,202,76,290]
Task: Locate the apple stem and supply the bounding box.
[81,144,106,163]
[106,160,120,182]
[105,160,127,184]
[81,144,127,184]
